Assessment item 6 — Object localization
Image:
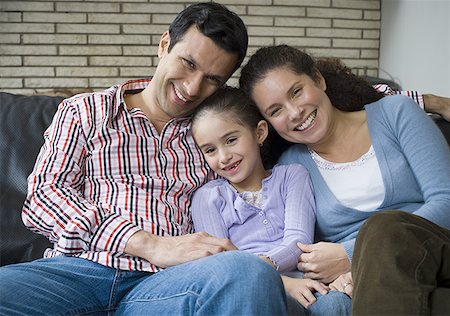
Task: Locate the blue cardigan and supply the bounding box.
[279,95,450,261]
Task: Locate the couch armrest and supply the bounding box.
[0,92,63,266]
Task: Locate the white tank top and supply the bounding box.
[309,146,385,212]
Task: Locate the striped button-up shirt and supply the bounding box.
[22,79,213,272]
[374,83,424,108]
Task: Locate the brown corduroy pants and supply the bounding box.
[352,211,450,316]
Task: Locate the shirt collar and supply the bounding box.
[112,77,193,128]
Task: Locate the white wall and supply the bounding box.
[380,0,450,96]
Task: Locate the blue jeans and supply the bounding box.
[0,251,287,315]
[284,271,352,316]
[287,290,352,315]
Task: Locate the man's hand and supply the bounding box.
[125,230,237,268]
[297,242,351,284]
[424,94,450,121]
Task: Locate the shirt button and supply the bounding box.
[263,219,268,225]
[259,211,264,216]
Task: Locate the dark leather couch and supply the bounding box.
[0,93,62,266]
[1,91,449,267]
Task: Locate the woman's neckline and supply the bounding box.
[309,146,375,171]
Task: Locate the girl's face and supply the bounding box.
[251,66,335,147]
[192,112,268,192]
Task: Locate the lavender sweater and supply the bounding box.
[191,164,315,272]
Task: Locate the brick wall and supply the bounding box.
[0,0,381,94]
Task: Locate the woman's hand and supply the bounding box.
[329,272,353,298]
[281,275,328,309]
[297,242,351,283]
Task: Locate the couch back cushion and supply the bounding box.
[0,92,63,266]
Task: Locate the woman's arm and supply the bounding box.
[386,96,450,227]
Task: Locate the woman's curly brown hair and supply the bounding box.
[240,45,384,112]
[315,57,383,111]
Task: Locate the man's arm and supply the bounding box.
[423,94,450,121]
[373,83,450,121]
[22,99,140,256]
[124,230,236,268]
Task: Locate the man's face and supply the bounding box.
[150,25,238,120]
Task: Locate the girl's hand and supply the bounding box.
[297,242,351,283]
[281,275,328,309]
[329,272,353,298]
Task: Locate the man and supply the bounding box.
[0,3,287,315]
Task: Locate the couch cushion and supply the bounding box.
[434,116,450,145]
[0,92,63,266]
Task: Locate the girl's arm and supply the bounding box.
[191,184,230,239]
[265,165,316,272]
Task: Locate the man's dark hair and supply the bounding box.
[168,2,248,72]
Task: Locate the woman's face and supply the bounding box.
[251,66,334,146]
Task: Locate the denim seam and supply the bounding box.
[75,307,112,316]
[120,290,202,304]
[62,304,112,316]
[108,269,121,312]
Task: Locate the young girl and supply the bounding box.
[190,86,329,310]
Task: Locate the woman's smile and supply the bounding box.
[295,109,317,132]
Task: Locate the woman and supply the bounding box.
[239,45,450,314]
